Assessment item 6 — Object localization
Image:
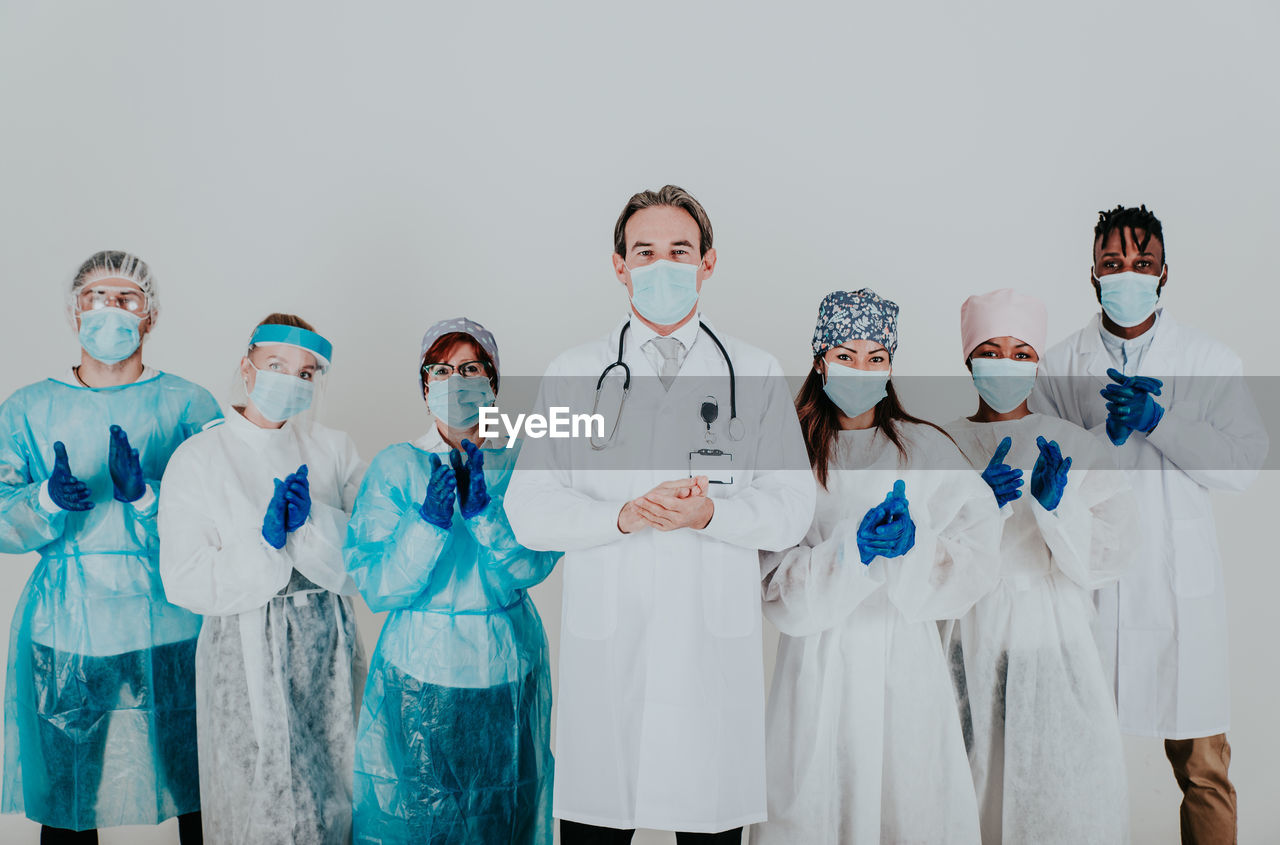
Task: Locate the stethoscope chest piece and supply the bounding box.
[727,417,745,442]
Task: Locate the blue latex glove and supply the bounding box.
[856,480,916,564]
[453,439,491,519]
[107,424,145,503]
[420,453,457,530]
[283,464,311,532]
[47,441,94,512]
[1030,436,1071,511]
[981,435,1024,508]
[1100,369,1164,445]
[262,478,290,549]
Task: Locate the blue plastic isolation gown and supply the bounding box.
[0,371,221,830]
[344,429,559,845]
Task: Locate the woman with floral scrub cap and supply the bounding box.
[158,314,367,844]
[344,317,558,844]
[753,289,1001,845]
[942,289,1138,844]
[0,250,219,844]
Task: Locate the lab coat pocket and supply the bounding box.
[563,551,619,640]
[1170,517,1219,599]
[701,543,757,638]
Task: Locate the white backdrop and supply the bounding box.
[1,1,1277,841]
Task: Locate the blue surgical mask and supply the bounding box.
[428,374,496,429]
[1094,268,1163,327]
[248,365,315,422]
[629,260,700,326]
[823,365,890,418]
[78,308,143,364]
[970,357,1038,413]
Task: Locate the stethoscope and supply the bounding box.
[590,320,745,450]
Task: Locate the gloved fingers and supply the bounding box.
[1129,376,1163,395]
[986,436,1013,471]
[858,505,885,535]
[1105,367,1129,385]
[428,453,443,474]
[287,475,310,495]
[986,467,1023,485]
[1100,385,1137,403]
[52,441,71,471]
[284,489,309,508]
[1060,456,1072,475]
[449,449,464,473]
[891,479,906,499]
[295,464,308,478]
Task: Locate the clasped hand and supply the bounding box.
[262,464,311,549]
[855,480,916,565]
[618,476,714,533]
[1100,368,1164,446]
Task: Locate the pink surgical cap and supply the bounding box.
[960,288,1048,360]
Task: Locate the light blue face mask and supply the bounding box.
[970,357,1038,413]
[428,374,496,429]
[822,364,890,418]
[629,259,700,326]
[1094,268,1163,327]
[249,365,316,422]
[79,308,143,364]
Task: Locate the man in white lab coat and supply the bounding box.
[505,185,815,844]
[1032,205,1268,845]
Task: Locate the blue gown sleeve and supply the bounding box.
[344,447,453,612]
[0,393,67,554]
[465,493,560,591]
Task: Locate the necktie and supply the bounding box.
[652,336,682,390]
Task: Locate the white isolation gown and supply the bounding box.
[753,422,1001,845]
[943,413,1137,845]
[158,405,367,844]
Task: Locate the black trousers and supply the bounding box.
[561,819,743,844]
[41,812,202,844]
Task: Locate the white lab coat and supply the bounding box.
[158,405,368,843]
[753,423,1000,845]
[1031,311,1268,739]
[945,414,1136,845]
[505,316,816,833]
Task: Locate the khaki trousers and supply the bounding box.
[1164,733,1237,845]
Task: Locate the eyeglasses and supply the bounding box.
[421,361,491,382]
[76,286,149,314]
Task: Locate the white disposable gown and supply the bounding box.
[945,413,1137,844]
[1031,312,1268,739]
[505,316,816,833]
[752,423,1001,845]
[158,404,367,844]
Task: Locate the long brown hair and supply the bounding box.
[796,359,952,489]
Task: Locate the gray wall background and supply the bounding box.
[1,1,1276,841]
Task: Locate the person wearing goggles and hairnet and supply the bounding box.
[943,289,1138,844]
[344,317,558,844]
[753,289,1001,845]
[0,251,220,842]
[158,314,366,844]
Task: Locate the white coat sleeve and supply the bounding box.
[761,509,887,637]
[159,443,291,616]
[879,468,1003,624]
[1143,357,1269,492]
[286,431,366,594]
[505,360,632,552]
[1029,434,1138,590]
[700,357,817,552]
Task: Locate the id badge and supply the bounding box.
[689,448,734,485]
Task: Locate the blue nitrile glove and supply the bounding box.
[47,441,94,512]
[283,464,311,532]
[108,424,145,503]
[421,453,457,530]
[981,435,1023,508]
[262,478,290,549]
[455,439,491,519]
[856,480,916,564]
[1030,436,1071,512]
[1101,369,1164,444]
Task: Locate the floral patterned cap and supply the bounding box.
[419,317,500,392]
[811,289,899,359]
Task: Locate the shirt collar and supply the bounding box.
[629,310,702,351]
[1099,309,1161,354]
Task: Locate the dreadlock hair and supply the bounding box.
[1094,204,1166,261]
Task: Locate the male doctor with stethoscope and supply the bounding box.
[505,185,815,844]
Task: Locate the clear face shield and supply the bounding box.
[231,324,334,426]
